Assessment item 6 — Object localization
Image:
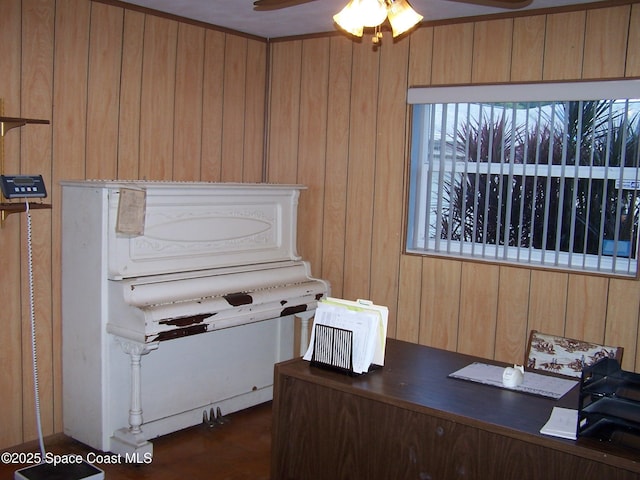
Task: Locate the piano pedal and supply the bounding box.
[215,406,230,425]
[210,407,218,427]
[202,406,229,427]
[202,408,215,428]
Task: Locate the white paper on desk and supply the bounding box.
[303,299,387,374]
[540,407,578,440]
[449,362,577,399]
[323,298,388,366]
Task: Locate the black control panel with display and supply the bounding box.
[1,174,48,199]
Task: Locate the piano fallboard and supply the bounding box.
[107,260,327,343]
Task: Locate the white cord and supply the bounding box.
[25,201,46,459]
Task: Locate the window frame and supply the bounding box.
[405,79,640,278]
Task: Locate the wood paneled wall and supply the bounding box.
[2,0,639,452]
[267,4,640,375]
[0,0,265,449]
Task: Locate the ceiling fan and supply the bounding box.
[253,0,534,11]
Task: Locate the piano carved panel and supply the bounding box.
[97,182,303,279]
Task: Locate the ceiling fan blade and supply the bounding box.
[253,0,318,11]
[253,0,532,12]
[446,0,533,8]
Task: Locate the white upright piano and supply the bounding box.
[61,181,329,458]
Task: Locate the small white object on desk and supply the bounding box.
[502,364,525,388]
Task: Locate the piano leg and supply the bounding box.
[110,338,158,461]
[297,311,315,355]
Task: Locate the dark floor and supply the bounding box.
[1,402,272,480]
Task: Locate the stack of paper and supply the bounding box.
[540,407,578,440]
[303,298,388,374]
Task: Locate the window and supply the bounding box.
[406,80,640,277]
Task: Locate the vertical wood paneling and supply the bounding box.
[173,23,205,181]
[431,23,474,84]
[297,38,329,273]
[270,6,640,374]
[52,0,90,184]
[369,36,410,334]
[510,15,545,82]
[243,39,267,182]
[471,19,513,83]
[200,30,226,182]
[542,11,586,80]
[22,0,55,439]
[267,41,302,184]
[117,9,144,180]
[2,0,270,450]
[0,0,26,449]
[582,6,630,79]
[51,0,91,444]
[626,4,640,77]
[0,206,23,447]
[495,266,531,364]
[565,275,608,343]
[458,263,499,358]
[86,2,122,180]
[606,278,640,371]
[0,0,22,128]
[3,0,640,452]
[419,257,461,350]
[342,40,379,300]
[396,255,422,342]
[139,15,177,180]
[321,37,352,297]
[408,26,433,86]
[527,270,568,335]
[221,35,247,182]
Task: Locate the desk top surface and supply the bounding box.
[275,338,640,472]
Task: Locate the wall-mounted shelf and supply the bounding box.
[0,116,50,135]
[0,114,51,224]
[0,202,52,220]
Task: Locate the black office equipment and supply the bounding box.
[1,174,47,199]
[578,357,640,452]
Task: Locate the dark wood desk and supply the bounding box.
[271,339,640,480]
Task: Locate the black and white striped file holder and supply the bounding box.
[310,324,382,376]
[310,324,357,375]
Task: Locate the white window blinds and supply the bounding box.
[406,81,640,276]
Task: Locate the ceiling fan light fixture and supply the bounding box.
[387,0,423,37]
[334,0,423,42]
[333,1,365,37]
[334,0,388,34]
[358,0,389,27]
